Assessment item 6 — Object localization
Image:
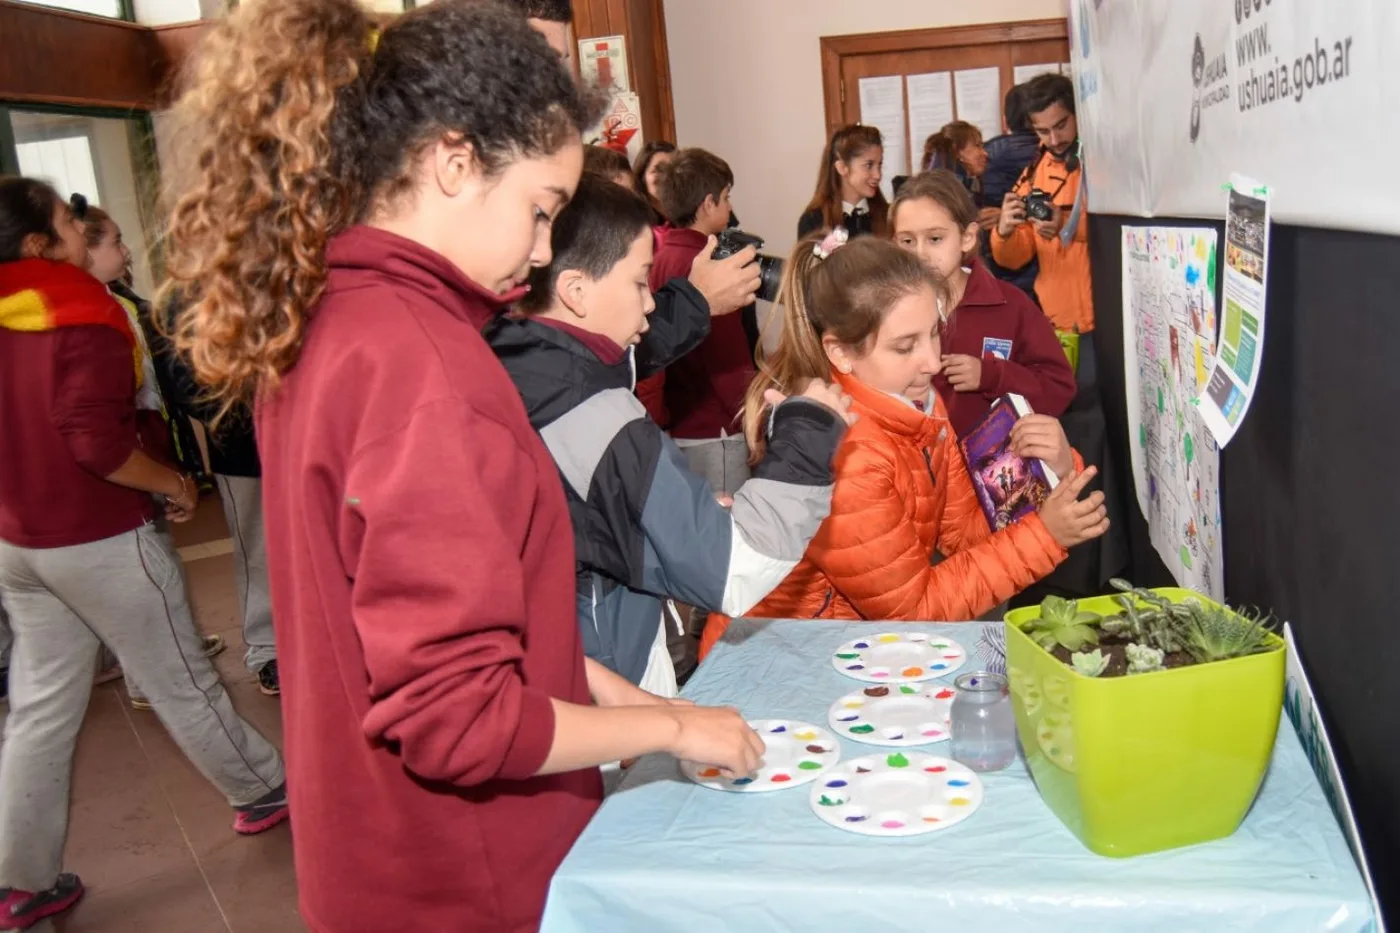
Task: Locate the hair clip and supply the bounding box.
[367,27,381,54]
[813,227,849,260]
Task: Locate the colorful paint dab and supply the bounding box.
[850,724,875,735]
[881,820,906,829]
[949,797,971,806]
[886,753,910,768]
[901,667,924,677]
[798,761,823,771]
[818,795,841,807]
[769,773,791,783]
[698,768,720,778]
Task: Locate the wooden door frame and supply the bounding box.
[819,18,1068,138]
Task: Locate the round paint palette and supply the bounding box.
[826,683,956,747]
[680,720,840,793]
[831,632,968,683]
[809,753,984,837]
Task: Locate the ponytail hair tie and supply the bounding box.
[813,227,849,260]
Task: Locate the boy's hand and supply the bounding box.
[689,237,761,316]
[941,354,982,392]
[763,381,857,427]
[1038,467,1109,549]
[1011,414,1074,479]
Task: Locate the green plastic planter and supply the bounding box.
[1004,588,1286,857]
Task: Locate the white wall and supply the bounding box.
[663,0,1064,256]
[132,0,201,25]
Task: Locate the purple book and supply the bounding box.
[959,394,1060,531]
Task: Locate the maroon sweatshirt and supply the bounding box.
[0,265,153,549]
[256,227,601,933]
[650,227,754,439]
[935,259,1078,437]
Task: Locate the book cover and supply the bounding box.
[959,394,1057,531]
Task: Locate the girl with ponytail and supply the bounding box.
[797,124,889,240]
[163,2,761,929]
[922,120,989,196]
[701,228,1108,655]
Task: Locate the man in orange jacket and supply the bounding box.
[990,73,1091,339]
[989,73,1128,599]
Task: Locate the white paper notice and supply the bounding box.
[858,75,907,198]
[953,67,1003,142]
[1013,63,1060,85]
[1122,226,1224,599]
[906,72,955,172]
[1199,173,1271,447]
[578,35,630,92]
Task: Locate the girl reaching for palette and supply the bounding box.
[699,231,1108,653]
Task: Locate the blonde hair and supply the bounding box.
[743,234,947,460]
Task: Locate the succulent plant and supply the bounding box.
[1070,649,1110,677]
[1023,596,1103,652]
[1180,601,1278,664]
[1125,642,1166,674]
[1104,579,1277,665]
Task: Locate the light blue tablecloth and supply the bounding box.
[541,620,1376,933]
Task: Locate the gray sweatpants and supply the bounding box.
[0,603,9,671]
[0,525,285,894]
[216,475,276,671]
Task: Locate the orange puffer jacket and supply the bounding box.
[701,372,1071,653]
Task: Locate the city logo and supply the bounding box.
[1189,32,1231,144]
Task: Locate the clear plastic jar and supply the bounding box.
[949,671,1017,772]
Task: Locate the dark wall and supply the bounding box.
[1090,213,1398,921]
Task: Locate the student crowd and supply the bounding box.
[0,1,1113,930]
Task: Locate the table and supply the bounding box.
[542,620,1376,933]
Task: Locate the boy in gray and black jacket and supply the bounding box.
[485,174,852,692]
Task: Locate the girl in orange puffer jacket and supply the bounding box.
[700,232,1109,656]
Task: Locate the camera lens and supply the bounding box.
[756,255,784,304]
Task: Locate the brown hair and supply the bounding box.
[803,125,889,237]
[583,144,632,182]
[921,120,982,173]
[655,148,733,228]
[0,177,62,262]
[742,234,946,460]
[889,170,980,263]
[161,0,596,419]
[79,205,114,248]
[632,140,676,223]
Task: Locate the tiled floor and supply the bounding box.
[3,499,305,933]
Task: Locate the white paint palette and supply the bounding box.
[809,753,984,837]
[831,632,968,683]
[827,683,956,747]
[680,720,840,793]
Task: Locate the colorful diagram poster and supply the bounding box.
[1122,226,1224,599]
[1200,174,1271,447]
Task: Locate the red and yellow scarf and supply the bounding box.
[0,258,142,388]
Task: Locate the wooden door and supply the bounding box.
[821,20,1069,177]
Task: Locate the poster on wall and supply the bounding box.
[578,35,630,92]
[1070,0,1394,235]
[1199,174,1270,447]
[584,91,644,162]
[906,72,955,173]
[1122,225,1224,599]
[952,67,1003,143]
[858,75,907,198]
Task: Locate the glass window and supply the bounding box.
[22,0,126,17]
[8,110,158,297]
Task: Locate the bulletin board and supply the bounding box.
[819,19,1069,178]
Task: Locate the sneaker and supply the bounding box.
[0,872,84,931]
[233,783,289,835]
[256,660,280,697]
[129,694,153,711]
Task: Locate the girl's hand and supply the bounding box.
[1011,415,1074,479]
[764,381,857,427]
[666,705,765,778]
[941,354,983,392]
[1038,467,1109,549]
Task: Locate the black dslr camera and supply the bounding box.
[1023,188,1056,222]
[713,230,784,305]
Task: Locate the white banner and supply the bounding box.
[1070,0,1392,234]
